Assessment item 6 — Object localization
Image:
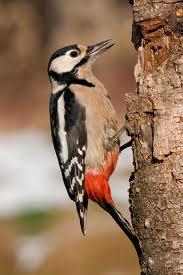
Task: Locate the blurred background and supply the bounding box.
[0,0,139,274]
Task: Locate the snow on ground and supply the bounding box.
[0,129,134,271]
[0,130,133,216]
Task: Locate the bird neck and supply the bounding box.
[50,64,95,94]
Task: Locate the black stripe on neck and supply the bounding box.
[71,78,95,87]
[49,70,95,88]
[49,70,72,84]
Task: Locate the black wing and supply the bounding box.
[49,88,87,234]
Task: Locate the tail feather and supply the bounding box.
[100,202,143,263]
[76,195,88,235]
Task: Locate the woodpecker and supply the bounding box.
[48,39,142,260]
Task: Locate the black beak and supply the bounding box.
[86,39,115,58]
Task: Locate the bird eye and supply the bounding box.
[70,51,79,58]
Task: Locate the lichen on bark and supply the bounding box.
[127,1,183,274]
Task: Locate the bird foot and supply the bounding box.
[119,121,143,152]
[108,122,136,151]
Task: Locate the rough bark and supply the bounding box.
[126,1,183,274]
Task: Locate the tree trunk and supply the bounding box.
[126,1,183,274]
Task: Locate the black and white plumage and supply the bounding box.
[47,40,142,262]
[49,87,87,234]
[48,43,99,234]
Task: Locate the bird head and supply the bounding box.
[48,39,114,88]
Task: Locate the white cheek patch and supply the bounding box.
[50,51,85,74]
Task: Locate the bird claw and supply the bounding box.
[108,121,135,151]
[118,121,135,152]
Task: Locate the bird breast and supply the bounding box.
[70,81,118,170]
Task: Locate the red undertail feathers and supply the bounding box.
[84,147,119,204]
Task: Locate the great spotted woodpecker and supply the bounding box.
[48,40,142,260]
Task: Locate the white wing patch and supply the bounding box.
[57,94,68,163]
[78,148,83,155]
